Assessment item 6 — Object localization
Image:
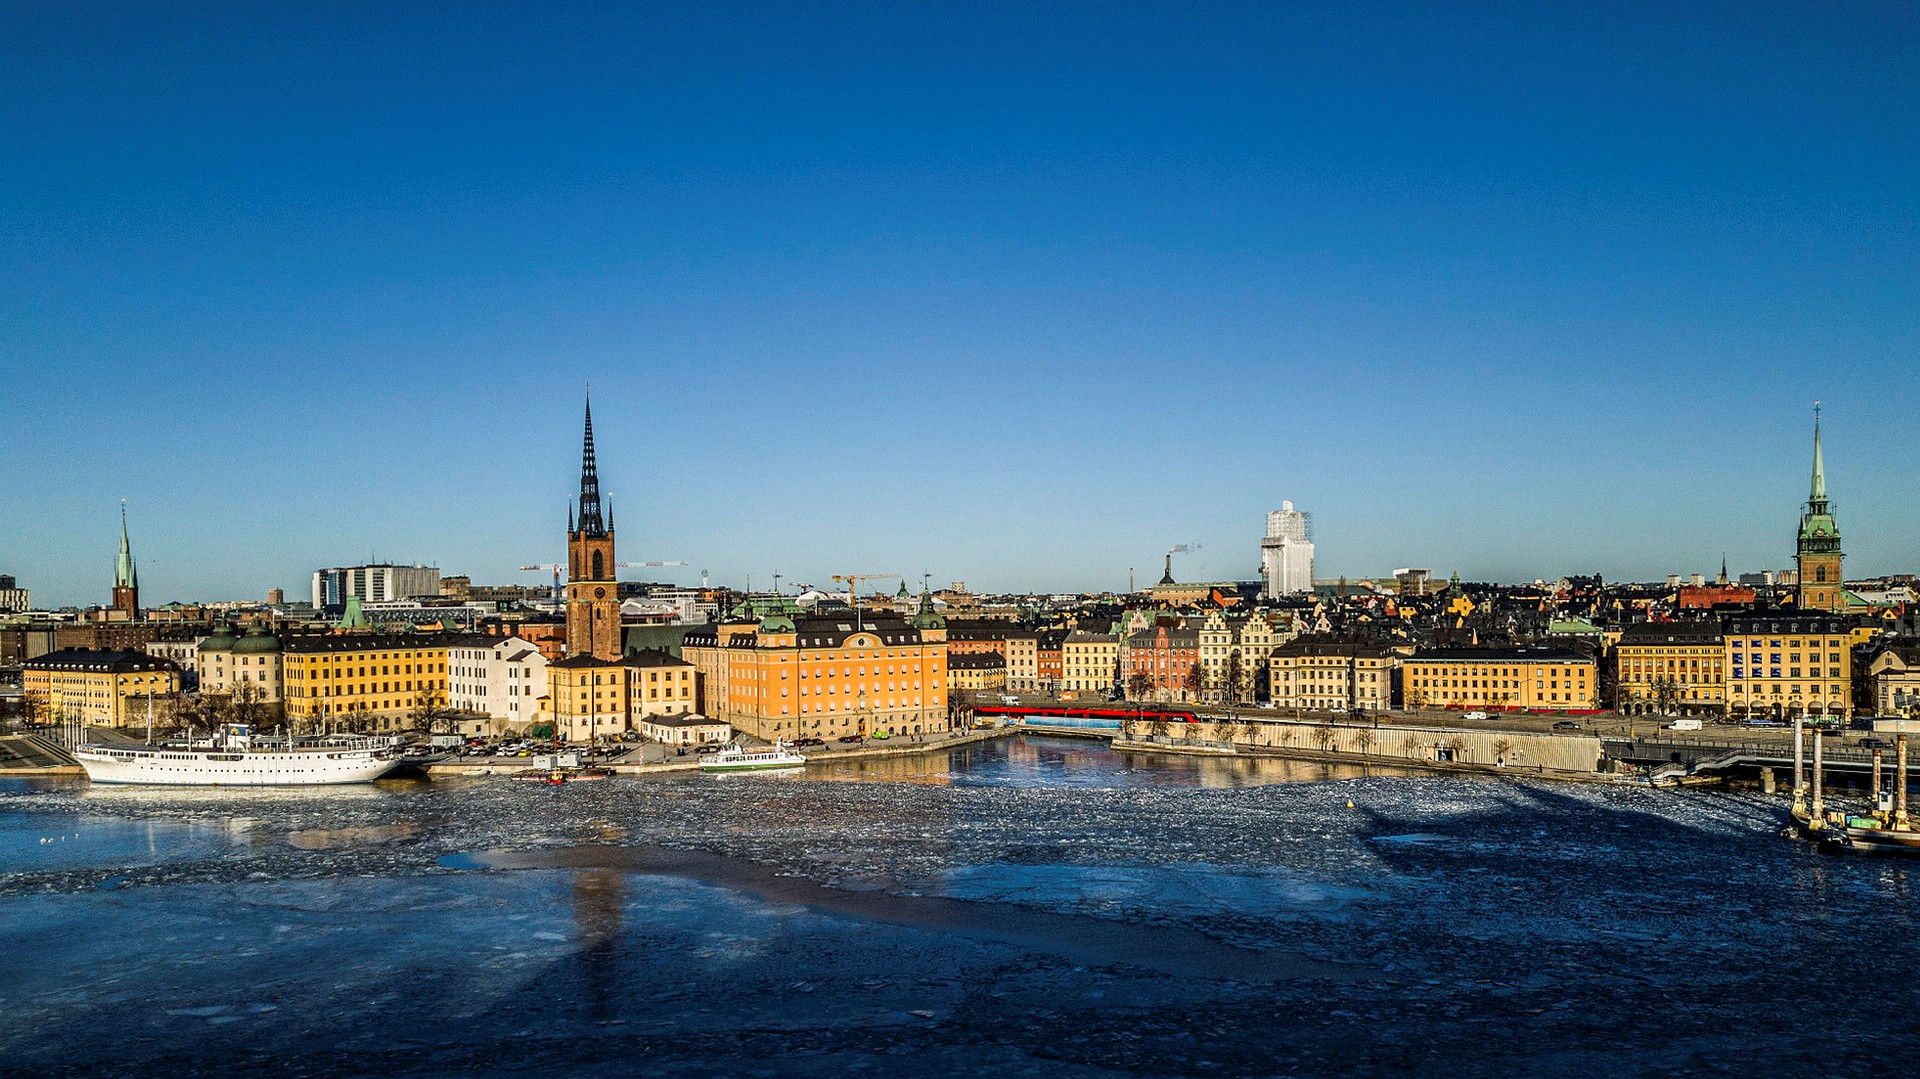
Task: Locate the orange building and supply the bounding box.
[683,601,950,742]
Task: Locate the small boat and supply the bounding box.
[699,741,808,773]
[512,768,570,785]
[569,767,615,782]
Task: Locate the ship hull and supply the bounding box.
[75,745,401,786]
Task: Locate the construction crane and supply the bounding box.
[832,574,901,631]
[519,560,689,601]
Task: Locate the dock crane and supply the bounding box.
[831,574,902,631]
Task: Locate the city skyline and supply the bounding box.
[5,4,1917,604]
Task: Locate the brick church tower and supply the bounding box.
[566,396,623,660]
[111,501,139,618]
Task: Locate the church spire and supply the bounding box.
[577,392,606,535]
[115,501,137,590]
[1808,402,1827,512]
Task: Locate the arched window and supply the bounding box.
[592,551,604,579]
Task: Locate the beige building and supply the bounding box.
[1004,634,1039,693]
[1867,644,1920,718]
[544,648,698,743]
[1197,612,1280,703]
[22,649,182,728]
[1061,631,1119,695]
[197,625,286,705]
[1268,638,1395,713]
[639,712,732,747]
[1615,621,1725,716]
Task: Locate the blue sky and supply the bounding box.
[4,2,1916,606]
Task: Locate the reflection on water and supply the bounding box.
[808,734,1426,789]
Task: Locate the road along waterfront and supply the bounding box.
[2,734,1917,1078]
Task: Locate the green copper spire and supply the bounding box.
[336,593,370,630]
[1797,405,1841,555]
[1808,403,1827,511]
[114,501,137,589]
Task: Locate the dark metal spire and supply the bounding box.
[577,393,606,535]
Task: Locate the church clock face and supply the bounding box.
[594,587,607,599]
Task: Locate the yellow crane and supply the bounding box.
[831,573,901,631]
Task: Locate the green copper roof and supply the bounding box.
[232,625,282,653]
[198,624,238,652]
[1797,410,1842,552]
[1809,410,1827,508]
[337,594,371,630]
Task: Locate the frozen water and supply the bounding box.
[2,735,1917,1078]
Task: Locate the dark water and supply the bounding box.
[1,735,1915,1078]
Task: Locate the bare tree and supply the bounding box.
[1225,651,1246,705]
[1651,678,1680,716]
[1147,714,1170,741]
[1352,728,1376,756]
[1184,663,1204,702]
[1490,737,1514,767]
[231,679,266,728]
[408,690,452,734]
[1126,671,1152,702]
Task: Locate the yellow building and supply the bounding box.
[1268,638,1396,713]
[282,636,449,730]
[947,652,1008,693]
[544,648,699,742]
[1724,613,1855,720]
[1402,647,1598,711]
[683,605,949,742]
[1615,621,1725,716]
[22,649,181,728]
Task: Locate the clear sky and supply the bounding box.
[4,2,1916,607]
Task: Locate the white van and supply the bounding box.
[1666,718,1703,732]
[1461,711,1491,721]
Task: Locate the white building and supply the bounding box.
[1260,501,1315,598]
[0,577,28,612]
[447,635,548,729]
[311,564,442,610]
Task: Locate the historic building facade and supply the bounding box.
[1723,613,1855,720]
[1401,647,1599,711]
[1615,620,1725,716]
[682,597,950,742]
[22,649,180,727]
[1268,637,1396,713]
[281,636,450,730]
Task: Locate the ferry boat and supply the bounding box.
[74,724,401,786]
[699,741,807,773]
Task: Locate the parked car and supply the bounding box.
[837,734,865,744]
[694,744,724,755]
[1552,721,1583,731]
[1461,711,1491,721]
[793,737,825,747]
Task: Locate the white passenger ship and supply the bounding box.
[698,741,808,773]
[74,724,401,786]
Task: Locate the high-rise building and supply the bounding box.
[112,504,139,618]
[1260,501,1315,598]
[0,574,27,613]
[1795,408,1844,612]
[310,564,442,611]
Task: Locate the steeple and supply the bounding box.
[1718,553,1728,586]
[115,501,137,590]
[576,392,606,535]
[1808,402,1828,513]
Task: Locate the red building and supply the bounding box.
[1123,625,1201,701]
[1677,585,1757,609]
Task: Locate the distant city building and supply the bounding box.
[1260,501,1314,598]
[1724,613,1855,720]
[947,651,1009,693]
[311,564,442,611]
[1060,630,1118,696]
[1393,568,1431,596]
[1795,409,1844,612]
[0,573,27,613]
[1738,572,1775,588]
[1123,624,1201,702]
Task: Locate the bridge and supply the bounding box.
[1604,735,1906,788]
